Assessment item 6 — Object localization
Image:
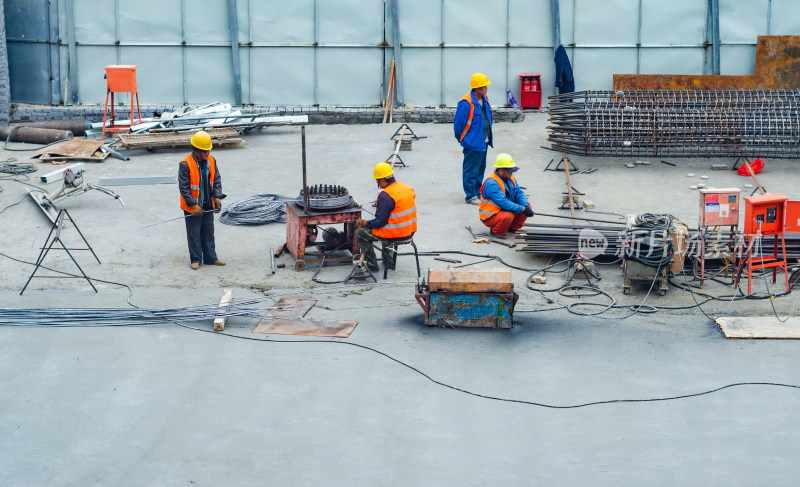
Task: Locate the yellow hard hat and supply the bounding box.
[494,153,518,172]
[190,130,212,151]
[373,162,394,179]
[470,73,491,89]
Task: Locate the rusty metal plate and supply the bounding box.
[33,139,107,161]
[253,298,358,337]
[613,35,800,91]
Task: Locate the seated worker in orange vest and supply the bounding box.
[479,153,533,237]
[356,162,418,272]
[179,130,226,270]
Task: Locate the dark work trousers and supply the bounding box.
[184,211,218,264]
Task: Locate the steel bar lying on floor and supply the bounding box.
[547,90,800,158]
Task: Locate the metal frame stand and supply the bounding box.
[20,209,100,295]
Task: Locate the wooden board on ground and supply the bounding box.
[428,267,512,293]
[32,139,109,162]
[253,298,357,337]
[716,316,800,339]
[115,127,244,150]
[213,289,233,331]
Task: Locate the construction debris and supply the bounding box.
[114,127,244,150]
[32,139,109,162]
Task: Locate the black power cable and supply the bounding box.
[1,248,800,409]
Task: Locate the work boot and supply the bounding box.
[190,262,200,270]
[211,259,226,266]
[491,232,509,239]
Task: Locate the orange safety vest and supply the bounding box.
[479,171,515,221]
[372,181,418,239]
[179,153,217,212]
[458,91,490,142]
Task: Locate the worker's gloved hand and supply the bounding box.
[213,198,222,210]
[357,219,368,228]
[189,204,203,216]
[523,205,534,217]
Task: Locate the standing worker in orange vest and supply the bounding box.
[356,162,418,272]
[479,153,533,237]
[179,130,226,270]
[453,73,493,205]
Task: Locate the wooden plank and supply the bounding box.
[427,267,512,293]
[716,316,800,339]
[213,289,233,331]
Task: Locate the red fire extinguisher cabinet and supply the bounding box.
[518,73,542,109]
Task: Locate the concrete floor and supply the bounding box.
[2,113,800,485]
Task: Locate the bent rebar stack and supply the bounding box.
[547,90,800,158]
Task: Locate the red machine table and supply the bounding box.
[285,201,362,269]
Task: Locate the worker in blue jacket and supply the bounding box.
[479,153,533,237]
[453,73,493,205]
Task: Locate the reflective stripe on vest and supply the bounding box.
[478,172,516,221]
[372,181,418,239]
[458,92,490,143]
[180,153,216,212]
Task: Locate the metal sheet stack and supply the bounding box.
[547,90,800,158]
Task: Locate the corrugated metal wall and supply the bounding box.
[4,0,800,107]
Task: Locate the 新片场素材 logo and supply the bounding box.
[578,228,608,259]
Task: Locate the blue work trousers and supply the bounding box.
[462,148,487,201]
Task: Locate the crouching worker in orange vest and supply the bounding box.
[479,153,533,237]
[179,130,226,270]
[356,162,417,272]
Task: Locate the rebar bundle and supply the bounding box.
[0,299,285,327]
[548,90,800,158]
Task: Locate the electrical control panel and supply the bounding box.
[698,188,740,227]
[743,193,788,236]
[785,200,800,233]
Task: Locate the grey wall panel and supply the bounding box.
[7,43,50,103]
[508,47,556,101]
[720,0,769,44]
[443,48,506,105]
[121,47,183,104]
[186,47,235,103]
[720,45,756,75]
[250,48,314,105]
[119,1,182,43]
[249,0,315,43]
[402,49,442,107]
[443,0,507,45]
[575,0,638,44]
[573,48,637,91]
[641,1,706,45]
[185,0,229,43]
[639,48,705,75]
[72,0,115,42]
[509,0,552,46]
[76,46,116,104]
[770,0,800,34]
[560,0,575,46]
[317,48,381,104]
[398,0,441,45]
[318,0,382,43]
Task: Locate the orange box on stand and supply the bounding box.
[699,188,740,227]
[743,193,787,235]
[105,65,139,93]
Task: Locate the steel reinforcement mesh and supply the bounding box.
[547,90,800,158]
